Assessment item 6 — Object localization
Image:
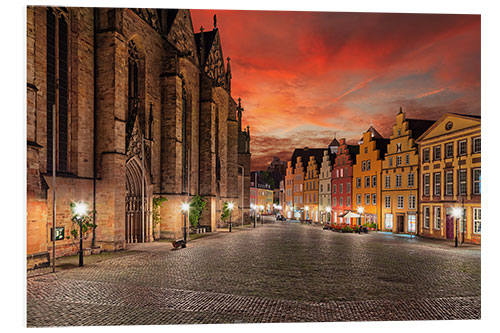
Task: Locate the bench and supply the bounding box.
[172,239,186,249]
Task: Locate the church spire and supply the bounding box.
[237,97,243,132]
[199,26,205,66]
[226,57,232,93]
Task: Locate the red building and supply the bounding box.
[331,138,359,225]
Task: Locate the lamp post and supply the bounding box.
[228,202,234,232]
[181,203,190,247]
[72,202,89,267]
[452,207,461,248]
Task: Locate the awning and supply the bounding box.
[339,211,361,219]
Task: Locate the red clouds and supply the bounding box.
[191,10,480,171]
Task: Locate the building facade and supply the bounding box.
[381,109,434,234]
[26,7,251,268]
[284,160,295,219]
[331,138,358,225]
[352,127,388,229]
[416,113,481,244]
[318,150,332,224]
[304,155,320,222]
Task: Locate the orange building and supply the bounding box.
[284,162,295,219]
[304,155,320,222]
[352,127,389,229]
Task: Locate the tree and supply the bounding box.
[152,197,167,240]
[69,202,96,242]
[189,195,206,229]
[221,201,230,223]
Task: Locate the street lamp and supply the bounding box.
[181,203,190,247]
[357,206,364,227]
[228,202,235,232]
[452,206,461,248]
[72,201,88,267]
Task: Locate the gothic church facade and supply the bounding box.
[27,7,251,268]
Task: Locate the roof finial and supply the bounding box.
[398,106,403,114]
[213,14,217,29]
[238,97,241,107]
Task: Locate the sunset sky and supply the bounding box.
[191,10,481,171]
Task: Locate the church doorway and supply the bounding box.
[125,155,152,243]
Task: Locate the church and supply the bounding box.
[26,7,251,268]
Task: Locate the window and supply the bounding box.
[473,168,481,195]
[385,214,393,229]
[408,173,415,187]
[433,146,441,160]
[356,194,361,205]
[333,184,337,194]
[396,155,402,166]
[423,174,430,196]
[320,184,323,192]
[459,170,467,196]
[340,168,343,177]
[372,194,376,205]
[397,129,401,136]
[434,172,441,196]
[405,154,410,165]
[445,171,453,196]
[434,207,441,229]
[333,197,337,207]
[396,143,402,152]
[372,175,377,187]
[361,161,366,171]
[408,195,416,210]
[367,160,371,170]
[473,137,481,153]
[395,174,402,187]
[347,183,351,193]
[423,148,430,163]
[473,208,481,234]
[389,157,393,166]
[339,184,343,193]
[423,206,430,228]
[327,183,330,192]
[459,140,467,156]
[385,175,391,188]
[346,197,351,207]
[339,197,343,207]
[356,178,361,188]
[445,143,453,158]
[365,176,370,188]
[46,8,69,172]
[385,196,391,208]
[365,147,368,153]
[397,196,404,209]
[365,194,370,205]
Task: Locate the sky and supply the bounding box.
[191,10,481,171]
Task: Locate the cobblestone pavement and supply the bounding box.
[27,221,480,326]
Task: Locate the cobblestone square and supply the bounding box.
[27,221,480,326]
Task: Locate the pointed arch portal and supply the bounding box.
[125,155,152,243]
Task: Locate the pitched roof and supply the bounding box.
[290,148,327,171]
[406,118,436,140]
[194,29,217,66]
[329,137,340,147]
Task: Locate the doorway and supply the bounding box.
[397,215,405,233]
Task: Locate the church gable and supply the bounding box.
[204,31,226,87]
[165,9,199,65]
[416,113,481,142]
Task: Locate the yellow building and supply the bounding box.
[381,109,434,233]
[304,155,320,222]
[352,127,389,229]
[257,187,274,213]
[416,113,481,244]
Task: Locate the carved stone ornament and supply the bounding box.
[131,8,161,33]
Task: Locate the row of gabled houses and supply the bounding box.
[281,109,481,244]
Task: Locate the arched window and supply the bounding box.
[46,8,69,172]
